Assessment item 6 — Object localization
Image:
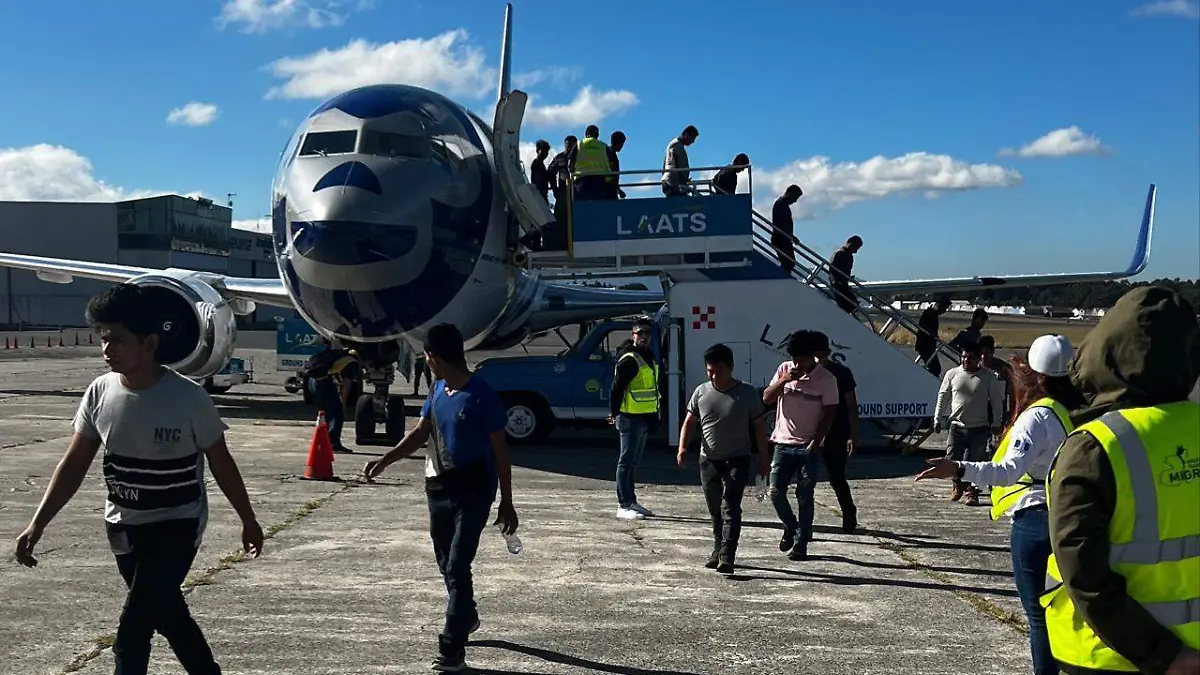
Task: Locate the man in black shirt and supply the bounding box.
[812,331,860,533]
[606,131,626,200]
[712,153,750,195]
[829,236,863,314]
[607,318,660,519]
[529,139,552,203]
[771,185,803,275]
[915,297,951,377]
[978,334,1013,428]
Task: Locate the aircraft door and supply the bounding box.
[491,91,555,238]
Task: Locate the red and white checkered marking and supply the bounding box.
[691,305,716,330]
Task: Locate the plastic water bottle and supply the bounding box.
[501,530,522,555]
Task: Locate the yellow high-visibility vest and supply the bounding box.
[1040,401,1200,672]
[988,396,1074,521]
[617,351,659,415]
[573,137,611,180]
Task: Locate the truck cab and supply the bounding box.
[474,313,666,444]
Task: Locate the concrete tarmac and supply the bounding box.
[2,347,1035,675]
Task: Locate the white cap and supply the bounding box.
[1028,334,1073,377]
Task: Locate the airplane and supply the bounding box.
[0,3,1156,440]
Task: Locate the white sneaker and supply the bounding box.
[616,507,645,520]
[629,502,654,517]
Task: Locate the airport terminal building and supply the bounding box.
[0,194,295,329]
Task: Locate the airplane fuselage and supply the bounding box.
[271,84,524,351]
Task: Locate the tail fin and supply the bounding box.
[496,3,513,102]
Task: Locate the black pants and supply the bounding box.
[820,433,856,513]
[426,470,495,652]
[105,518,220,675]
[699,455,753,558]
[832,284,857,313]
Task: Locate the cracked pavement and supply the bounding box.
[3,339,1034,674]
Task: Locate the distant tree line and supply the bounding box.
[893,278,1200,310]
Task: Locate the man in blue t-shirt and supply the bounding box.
[362,323,518,673]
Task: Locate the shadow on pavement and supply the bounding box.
[467,639,705,675]
[727,564,1019,598]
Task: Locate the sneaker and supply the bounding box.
[628,502,654,517]
[950,482,964,502]
[705,550,720,569]
[779,528,795,552]
[788,542,808,562]
[431,651,466,673]
[842,506,859,534]
[616,507,645,520]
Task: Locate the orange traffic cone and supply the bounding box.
[301,410,337,481]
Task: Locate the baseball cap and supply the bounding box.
[1028,334,1073,377]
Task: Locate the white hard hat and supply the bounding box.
[1028,334,1073,377]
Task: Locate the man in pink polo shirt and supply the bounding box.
[763,329,839,561]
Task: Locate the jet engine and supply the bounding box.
[125,271,238,379]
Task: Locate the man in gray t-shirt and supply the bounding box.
[677,344,770,574]
[13,283,263,675]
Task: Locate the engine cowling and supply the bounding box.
[125,272,237,379]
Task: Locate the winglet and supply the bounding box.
[1124,183,1155,277]
[496,3,513,102]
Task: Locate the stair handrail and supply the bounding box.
[744,206,962,366]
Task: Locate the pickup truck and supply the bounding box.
[473,317,665,444]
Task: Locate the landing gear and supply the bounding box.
[348,339,409,445]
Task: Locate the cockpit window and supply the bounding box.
[359,129,429,158]
[298,130,358,157]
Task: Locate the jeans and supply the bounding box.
[1010,505,1058,675]
[106,519,221,675]
[616,414,651,508]
[946,424,990,490]
[308,377,344,447]
[769,444,822,541]
[699,455,753,557]
[820,433,856,514]
[427,471,496,652]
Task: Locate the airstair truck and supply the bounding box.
[477,167,960,448]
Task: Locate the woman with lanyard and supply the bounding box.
[916,334,1078,675]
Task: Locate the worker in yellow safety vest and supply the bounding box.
[607,317,660,520]
[1042,286,1200,675]
[571,124,611,201]
[916,333,1078,675]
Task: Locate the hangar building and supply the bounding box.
[0,194,295,329]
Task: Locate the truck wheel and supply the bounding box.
[384,396,406,440]
[501,393,553,444]
[354,396,377,444]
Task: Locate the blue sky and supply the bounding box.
[1,0,1197,282]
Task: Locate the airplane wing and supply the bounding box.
[849,183,1156,296]
[0,251,294,309]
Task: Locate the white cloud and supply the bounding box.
[1131,0,1200,18]
[216,0,368,33]
[998,126,1113,158]
[263,30,495,100]
[233,218,272,233]
[0,144,203,203]
[166,102,220,127]
[524,86,639,129]
[513,67,580,90]
[752,152,1023,219]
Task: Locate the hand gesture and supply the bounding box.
[605,415,616,426]
[14,524,43,568]
[242,520,265,558]
[494,500,519,535]
[915,458,959,482]
[676,448,686,468]
[361,459,384,483]
[846,439,857,457]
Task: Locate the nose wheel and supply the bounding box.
[354,394,407,444]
